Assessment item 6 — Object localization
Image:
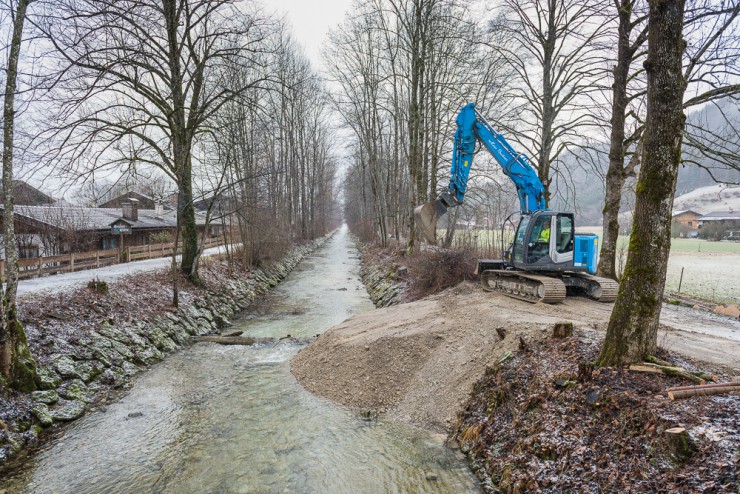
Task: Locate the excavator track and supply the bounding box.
[480,270,567,304]
[569,274,620,302]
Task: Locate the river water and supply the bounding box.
[5,225,478,493]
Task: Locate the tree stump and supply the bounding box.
[518,336,528,351]
[578,361,595,382]
[553,321,573,338]
[665,427,696,462]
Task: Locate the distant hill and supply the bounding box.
[567,97,739,226]
[672,184,740,214]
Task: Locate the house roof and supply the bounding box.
[0,180,56,206]
[98,191,163,209]
[672,210,702,217]
[3,204,208,231]
[697,211,740,221]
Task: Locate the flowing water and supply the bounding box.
[5,226,478,493]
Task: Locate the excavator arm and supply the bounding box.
[415,102,547,243]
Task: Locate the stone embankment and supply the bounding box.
[358,248,407,308]
[0,236,328,469]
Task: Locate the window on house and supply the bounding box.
[18,245,39,259]
[103,237,119,250]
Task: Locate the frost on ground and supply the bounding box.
[457,337,739,493]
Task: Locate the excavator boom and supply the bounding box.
[414,103,546,243]
[413,102,617,304]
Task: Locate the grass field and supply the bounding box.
[442,227,740,304]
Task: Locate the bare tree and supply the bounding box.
[35,0,273,282]
[599,0,687,366]
[598,0,739,278]
[1,0,36,391]
[488,0,610,204]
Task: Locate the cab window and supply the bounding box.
[556,215,574,254]
[512,216,529,263]
[527,215,551,263]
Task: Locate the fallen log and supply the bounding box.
[667,384,740,400]
[193,336,259,345]
[629,364,664,374]
[645,355,673,367]
[629,364,705,384]
[646,355,717,382]
[666,382,740,393]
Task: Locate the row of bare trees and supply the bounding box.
[0,0,338,389]
[330,0,739,364]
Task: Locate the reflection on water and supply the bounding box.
[5,225,478,493]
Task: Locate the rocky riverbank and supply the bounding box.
[357,244,407,308]
[0,235,329,470]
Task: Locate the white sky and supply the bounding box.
[264,0,354,71]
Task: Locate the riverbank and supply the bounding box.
[0,235,329,470]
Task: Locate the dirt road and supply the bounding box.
[292,282,740,433]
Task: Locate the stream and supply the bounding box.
[4,225,479,493]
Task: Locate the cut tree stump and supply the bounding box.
[552,322,573,338]
[578,361,595,382]
[665,427,696,461]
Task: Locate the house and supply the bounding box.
[0,199,217,258]
[672,210,702,237]
[697,211,740,233]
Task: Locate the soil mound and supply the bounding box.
[292,282,740,432]
[293,282,606,432]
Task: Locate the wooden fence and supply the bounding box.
[0,236,230,283]
[124,236,224,262]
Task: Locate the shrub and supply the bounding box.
[697,222,727,241]
[406,247,477,300]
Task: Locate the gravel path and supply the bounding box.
[15,245,233,297]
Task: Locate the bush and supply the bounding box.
[149,231,173,244]
[697,223,727,241]
[406,247,477,300]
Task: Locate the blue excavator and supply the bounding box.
[414,103,618,304]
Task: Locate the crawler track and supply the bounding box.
[571,274,619,302]
[480,271,567,304]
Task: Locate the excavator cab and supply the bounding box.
[506,211,575,272]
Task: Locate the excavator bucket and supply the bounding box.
[414,198,448,244]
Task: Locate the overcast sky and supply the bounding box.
[265,0,354,71]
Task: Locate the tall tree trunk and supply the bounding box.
[599,0,687,366]
[1,0,37,391]
[163,0,198,282]
[598,0,641,280]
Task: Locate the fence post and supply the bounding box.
[0,260,4,283]
[96,251,100,268]
[37,256,43,278]
[678,267,684,293]
[70,252,75,272]
[148,244,152,260]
